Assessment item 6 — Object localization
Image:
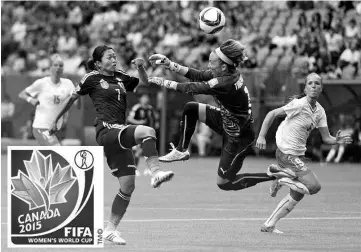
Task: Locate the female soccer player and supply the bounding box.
[255,73,352,233]
[49,45,174,245]
[149,39,275,192]
[19,54,75,146]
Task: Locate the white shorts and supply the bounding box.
[32,128,61,146]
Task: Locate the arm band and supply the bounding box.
[169,62,189,75]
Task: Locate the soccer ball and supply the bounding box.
[199,7,226,34]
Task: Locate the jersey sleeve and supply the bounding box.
[281,99,303,118]
[176,77,228,96]
[317,108,328,128]
[25,79,43,97]
[184,68,214,82]
[76,74,95,96]
[116,70,139,92]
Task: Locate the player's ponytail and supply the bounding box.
[87,58,96,71]
[218,39,247,72]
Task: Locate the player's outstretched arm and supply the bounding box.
[149,54,213,82]
[319,127,353,145]
[131,58,149,85]
[256,107,286,149]
[49,93,80,135]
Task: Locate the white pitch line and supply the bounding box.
[1,216,361,225]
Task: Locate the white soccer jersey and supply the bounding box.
[276,97,328,156]
[25,77,75,129]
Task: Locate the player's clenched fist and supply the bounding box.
[149,54,170,67]
[131,58,146,68]
[255,136,267,150]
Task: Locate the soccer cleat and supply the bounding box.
[267,164,293,179]
[261,224,283,234]
[103,230,126,245]
[269,179,282,197]
[159,143,190,163]
[151,170,174,188]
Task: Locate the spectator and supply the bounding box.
[1,94,15,138]
[243,46,258,69]
[344,19,359,39]
[322,10,334,31]
[57,28,78,54]
[324,28,344,66]
[336,39,360,78]
[11,15,27,43]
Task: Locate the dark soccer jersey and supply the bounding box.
[176,68,253,137]
[76,70,139,125]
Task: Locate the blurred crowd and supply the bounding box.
[2,1,360,79]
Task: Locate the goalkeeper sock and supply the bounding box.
[218,173,274,191]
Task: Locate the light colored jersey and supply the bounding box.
[276,97,327,156]
[25,77,75,129]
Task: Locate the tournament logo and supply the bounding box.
[100,79,109,89]
[8,147,104,248]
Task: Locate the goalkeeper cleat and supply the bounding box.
[151,170,174,188]
[104,230,126,245]
[159,143,190,163]
[269,179,282,197]
[261,224,283,234]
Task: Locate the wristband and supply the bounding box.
[164,80,178,90]
[26,97,33,103]
[169,62,188,75]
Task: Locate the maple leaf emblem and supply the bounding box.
[11,150,76,211]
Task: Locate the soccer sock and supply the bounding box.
[278,177,310,195]
[177,102,199,151]
[264,193,299,227]
[106,189,131,231]
[218,173,275,191]
[141,137,160,175]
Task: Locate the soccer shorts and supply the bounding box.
[33,128,61,146]
[276,148,310,178]
[204,105,255,180]
[96,122,138,177]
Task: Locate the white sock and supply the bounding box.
[279,177,310,195]
[265,193,299,227]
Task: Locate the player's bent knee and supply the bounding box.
[136,125,156,140]
[121,183,135,195]
[184,101,199,112]
[141,126,156,138]
[308,183,321,195]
